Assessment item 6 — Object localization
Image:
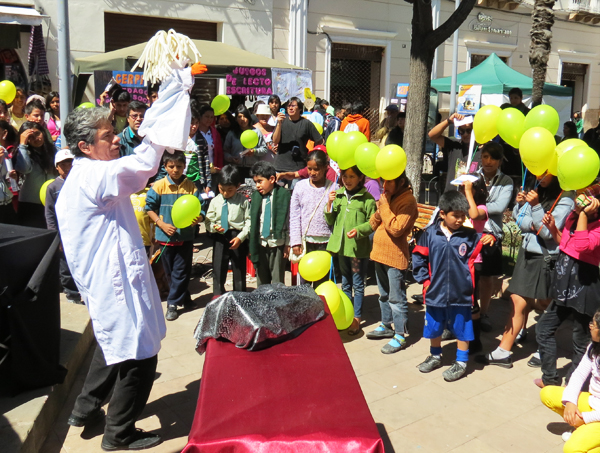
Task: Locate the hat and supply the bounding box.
[385,104,399,112]
[55,149,75,166]
[313,144,327,154]
[256,104,271,116]
[326,106,335,116]
[304,98,315,111]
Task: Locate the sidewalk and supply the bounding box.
[41,268,575,453]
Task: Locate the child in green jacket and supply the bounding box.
[325,166,376,335]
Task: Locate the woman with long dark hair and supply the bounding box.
[45,91,61,142]
[14,121,57,227]
[223,105,268,179]
[478,172,574,368]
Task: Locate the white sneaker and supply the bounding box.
[562,430,573,442]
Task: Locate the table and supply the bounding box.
[183,297,384,453]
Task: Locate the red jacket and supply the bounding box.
[341,114,371,141]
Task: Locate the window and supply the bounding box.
[470,54,508,68]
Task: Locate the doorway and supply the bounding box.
[330,43,383,139]
[561,62,588,113]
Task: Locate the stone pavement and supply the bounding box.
[41,265,576,453]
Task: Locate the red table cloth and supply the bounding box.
[183,297,384,453]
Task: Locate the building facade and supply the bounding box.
[1,0,599,126]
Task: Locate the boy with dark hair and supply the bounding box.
[412,191,493,382]
[205,165,251,295]
[249,161,291,286]
[111,89,131,134]
[45,149,82,304]
[24,100,45,124]
[118,100,148,157]
[508,87,530,115]
[147,84,160,106]
[146,151,205,321]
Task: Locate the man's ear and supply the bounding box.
[78,140,91,156]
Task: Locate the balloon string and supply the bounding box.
[521,167,528,190]
[329,256,336,284]
[516,202,528,228]
[536,190,563,235]
[154,237,171,263]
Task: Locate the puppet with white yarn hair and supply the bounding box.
[134,30,208,151]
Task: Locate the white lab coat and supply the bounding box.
[56,140,167,365]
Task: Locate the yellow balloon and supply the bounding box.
[496,108,525,148]
[298,251,331,282]
[524,105,560,136]
[313,122,323,135]
[548,139,587,175]
[473,105,501,143]
[39,179,55,206]
[557,145,600,191]
[375,145,406,180]
[519,127,555,176]
[331,289,354,330]
[315,281,341,314]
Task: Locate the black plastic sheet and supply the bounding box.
[194,284,326,354]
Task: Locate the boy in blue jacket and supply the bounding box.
[412,191,493,382]
[146,151,205,321]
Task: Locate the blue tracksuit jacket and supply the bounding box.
[412,219,483,308]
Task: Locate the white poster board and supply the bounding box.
[271,68,313,104]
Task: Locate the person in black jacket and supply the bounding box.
[412,191,494,382]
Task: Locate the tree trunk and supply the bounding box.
[402,0,476,197]
[529,0,555,107]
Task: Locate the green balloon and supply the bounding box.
[338,131,368,170]
[524,105,560,136]
[557,145,600,191]
[240,129,259,149]
[171,195,201,229]
[78,102,95,109]
[211,95,230,116]
[497,108,525,148]
[326,131,346,162]
[354,142,380,179]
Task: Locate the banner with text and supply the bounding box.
[226,66,273,97]
[93,71,148,106]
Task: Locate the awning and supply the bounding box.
[75,39,304,76]
[0,6,48,26]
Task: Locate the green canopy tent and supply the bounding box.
[73,39,304,104]
[430,53,571,96]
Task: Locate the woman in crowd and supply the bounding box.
[477,142,514,332]
[289,149,337,287]
[254,104,277,160]
[223,105,268,178]
[195,103,224,172]
[45,91,61,143]
[14,121,57,228]
[0,120,19,216]
[216,111,235,143]
[9,88,27,131]
[478,172,574,367]
[562,121,579,141]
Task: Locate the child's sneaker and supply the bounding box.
[381,334,406,354]
[443,361,467,382]
[366,323,395,339]
[418,355,442,373]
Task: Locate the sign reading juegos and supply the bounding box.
[226,67,273,95]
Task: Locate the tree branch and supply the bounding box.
[429,0,477,49]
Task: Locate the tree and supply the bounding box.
[403,0,476,197]
[529,0,555,107]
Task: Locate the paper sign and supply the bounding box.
[226,67,273,96]
[93,71,148,106]
[396,83,409,98]
[457,84,482,115]
[271,68,313,104]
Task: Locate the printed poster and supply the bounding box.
[271,68,313,104]
[457,84,482,115]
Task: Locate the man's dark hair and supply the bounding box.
[287,96,304,113]
[481,142,504,161]
[334,108,343,115]
[163,150,186,166]
[342,102,352,111]
[250,161,276,180]
[508,87,523,99]
[64,107,112,158]
[319,99,330,109]
[351,101,366,115]
[219,164,242,186]
[439,191,469,214]
[24,100,45,115]
[127,100,148,117]
[113,89,131,103]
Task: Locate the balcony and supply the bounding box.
[567,0,600,22]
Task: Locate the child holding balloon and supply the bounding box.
[146,151,205,322]
[325,165,377,335]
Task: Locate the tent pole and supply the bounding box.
[448,0,460,135]
[57,0,72,145]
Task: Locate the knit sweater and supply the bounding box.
[369,186,418,270]
[289,178,337,247]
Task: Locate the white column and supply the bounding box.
[288,0,307,68]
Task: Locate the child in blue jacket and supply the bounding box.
[146,151,205,322]
[412,191,493,382]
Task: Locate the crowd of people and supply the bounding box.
[3,80,600,451]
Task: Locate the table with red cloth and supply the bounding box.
[183,297,384,453]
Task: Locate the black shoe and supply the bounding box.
[67,408,105,427]
[527,355,542,368]
[441,329,455,341]
[475,353,513,369]
[366,323,395,339]
[412,294,424,305]
[101,429,162,451]
[165,306,178,321]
